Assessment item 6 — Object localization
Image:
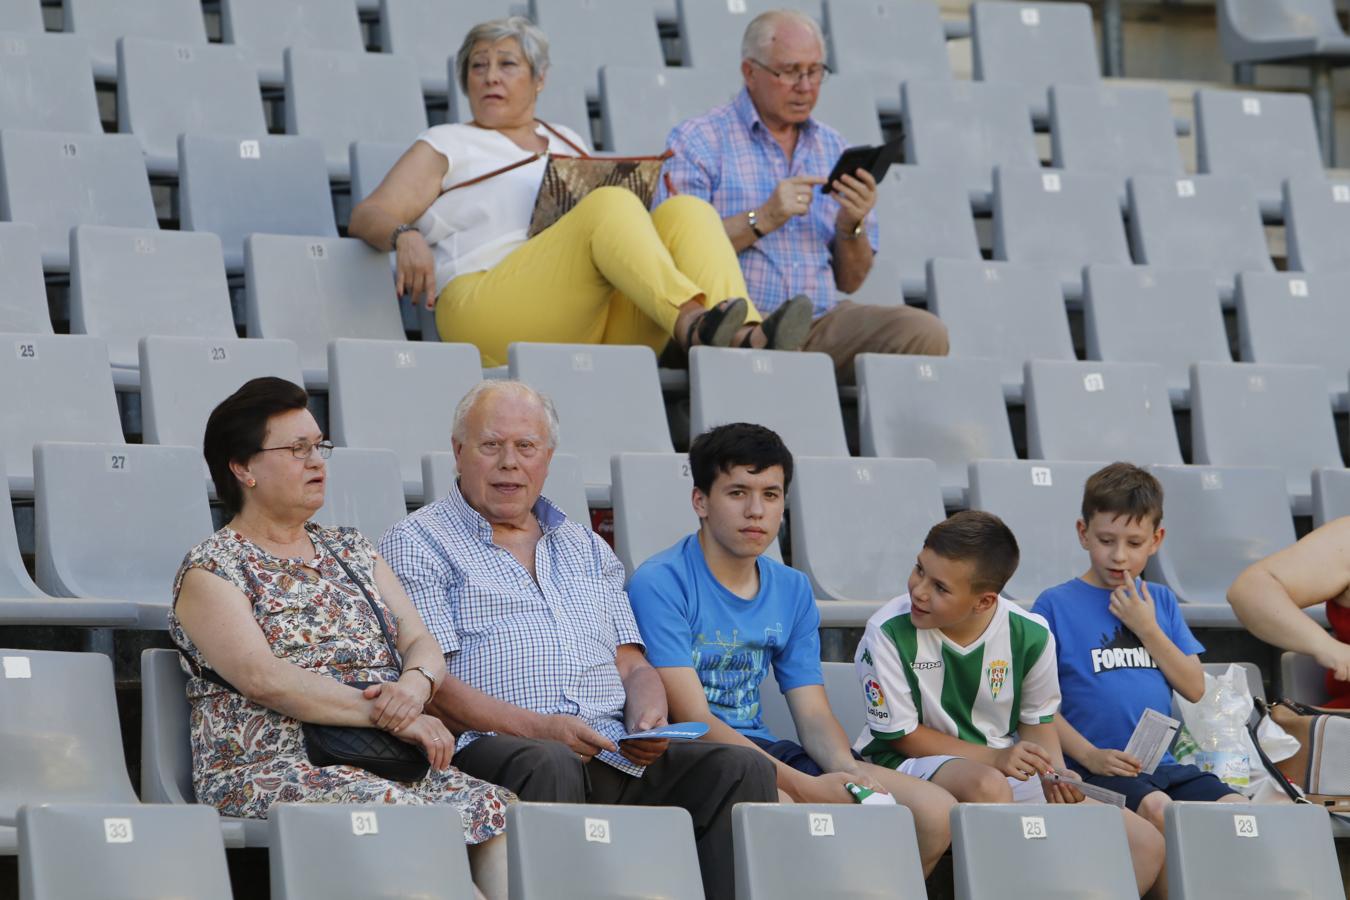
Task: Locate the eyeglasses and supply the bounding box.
[255,439,334,461]
[749,59,830,87]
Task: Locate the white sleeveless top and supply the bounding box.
[413,121,590,294]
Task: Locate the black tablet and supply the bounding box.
[822,136,903,193]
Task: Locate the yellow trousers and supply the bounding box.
[435,187,761,366]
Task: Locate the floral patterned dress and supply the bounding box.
[168,525,512,843]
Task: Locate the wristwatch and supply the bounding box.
[389,222,417,251]
[746,208,766,240]
[406,665,438,701]
[838,219,864,240]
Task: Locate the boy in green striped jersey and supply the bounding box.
[853,511,1165,895]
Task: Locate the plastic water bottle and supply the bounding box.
[1196,675,1251,788]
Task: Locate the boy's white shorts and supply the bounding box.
[897,754,1048,803]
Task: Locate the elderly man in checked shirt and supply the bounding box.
[380,380,776,899]
[657,9,948,381]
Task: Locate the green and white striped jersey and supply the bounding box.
[852,593,1060,769]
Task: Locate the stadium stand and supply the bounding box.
[218,0,364,87]
[1283,174,1350,273]
[811,72,884,146]
[0,223,53,334]
[970,0,1100,121]
[377,0,515,95]
[1236,271,1350,402]
[348,140,406,204]
[871,166,981,302]
[1312,465,1350,529]
[677,0,821,70]
[612,451,703,576]
[823,0,951,117]
[599,65,735,156]
[422,450,593,529]
[758,662,869,744]
[1049,83,1185,189]
[61,0,208,81]
[311,446,406,543]
[532,0,665,100]
[0,31,101,134]
[1282,649,1331,705]
[0,0,42,32]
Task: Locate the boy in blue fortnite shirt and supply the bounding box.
[626,423,954,875]
[1031,462,1244,836]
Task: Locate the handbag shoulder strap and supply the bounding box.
[441,120,587,196]
[308,524,403,670]
[1248,699,1311,805]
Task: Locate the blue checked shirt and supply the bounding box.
[657,88,880,318]
[379,482,647,776]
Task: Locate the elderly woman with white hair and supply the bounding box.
[349,16,812,366]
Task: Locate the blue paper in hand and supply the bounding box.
[619,722,710,742]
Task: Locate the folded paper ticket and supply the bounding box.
[1123,708,1181,775]
[1044,771,1126,808]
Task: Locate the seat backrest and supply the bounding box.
[1236,271,1350,397]
[812,72,883,146]
[0,222,52,334]
[0,30,101,134]
[509,342,673,498]
[532,0,663,98]
[0,0,43,31]
[34,442,213,619]
[1219,0,1347,58]
[0,334,123,493]
[902,78,1039,204]
[329,339,481,500]
[139,647,194,805]
[1025,359,1182,466]
[1082,264,1231,402]
[506,802,704,900]
[69,225,235,369]
[600,65,736,155]
[219,0,363,83]
[313,447,407,546]
[927,259,1075,396]
[0,130,157,270]
[824,0,950,111]
[284,47,427,179]
[1164,801,1343,899]
[349,140,407,204]
[992,166,1130,297]
[1284,174,1350,274]
[420,450,593,529]
[690,347,848,457]
[968,459,1102,603]
[857,353,1015,505]
[1049,82,1184,179]
[611,452,697,576]
[952,803,1138,900]
[677,0,821,69]
[733,803,926,900]
[243,235,405,383]
[971,1,1100,93]
[178,133,338,271]
[18,803,231,900]
[0,649,139,821]
[1127,173,1273,300]
[378,0,514,94]
[1148,463,1295,605]
[0,455,42,600]
[875,166,981,298]
[117,37,266,176]
[790,456,944,602]
[1312,466,1350,529]
[760,661,867,743]
[63,0,207,77]
[1281,648,1331,704]
[1190,361,1341,507]
[269,803,475,900]
[1195,87,1325,210]
[140,336,305,447]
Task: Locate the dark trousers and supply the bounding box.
[454,735,777,900]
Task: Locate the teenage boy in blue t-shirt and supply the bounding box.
[1031,462,1244,835]
[626,423,955,875]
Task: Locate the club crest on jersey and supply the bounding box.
[986,659,1009,699]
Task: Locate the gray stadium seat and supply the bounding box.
[378,0,514,95]
[117,37,267,178]
[349,141,406,204]
[18,803,232,900]
[1190,361,1340,513]
[219,0,364,86]
[1284,174,1350,273]
[1025,359,1182,467]
[1127,173,1273,305]
[0,31,102,135]
[509,342,673,504]
[1195,87,1325,218]
[600,65,734,156]
[689,347,848,458]
[0,334,122,495]
[734,803,926,900]
[421,450,593,529]
[506,802,703,900]
[313,447,407,545]
[824,0,950,117]
[69,225,235,375]
[874,166,980,300]
[243,234,405,387]
[0,0,41,31]
[62,0,207,81]
[971,0,1101,120]
[0,130,156,271]
[1148,463,1295,606]
[968,459,1102,603]
[952,803,1138,899]
[1049,83,1185,188]
[1082,264,1231,407]
[446,57,593,142]
[759,661,869,745]
[991,166,1131,301]
[329,338,481,502]
[0,223,51,333]
[1236,271,1350,401]
[1312,466,1350,528]
[857,353,1015,507]
[532,0,664,100]
[902,79,1039,209]
[677,0,822,70]
[1281,649,1330,704]
[813,72,884,146]
[178,134,338,272]
[789,456,944,604]
[1164,802,1344,899]
[35,441,213,627]
[284,47,428,180]
[927,259,1075,402]
[269,804,475,900]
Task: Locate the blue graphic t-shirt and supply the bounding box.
[1032,578,1204,769]
[627,533,823,742]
